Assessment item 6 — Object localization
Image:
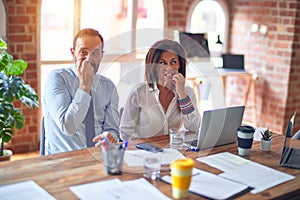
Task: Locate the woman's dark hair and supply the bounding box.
[145,39,187,89]
[73,28,104,50]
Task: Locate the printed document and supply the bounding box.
[124,148,184,166]
[70,178,171,200]
[0,180,56,200]
[161,168,250,200]
[197,152,295,194]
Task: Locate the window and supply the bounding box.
[0,1,7,41]
[41,0,164,61]
[40,0,164,108]
[187,0,228,56]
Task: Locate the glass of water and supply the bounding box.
[143,152,161,180]
[169,128,186,150]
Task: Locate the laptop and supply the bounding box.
[185,106,245,150]
[219,54,245,73]
[280,112,300,169]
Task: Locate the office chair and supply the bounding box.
[40,116,45,156]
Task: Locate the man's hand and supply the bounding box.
[77,59,94,93]
[93,132,117,147]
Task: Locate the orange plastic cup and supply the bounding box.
[170,158,194,199]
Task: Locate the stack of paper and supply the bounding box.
[124,148,185,166]
[70,178,171,200]
[197,152,295,194]
[161,168,250,200]
[0,180,56,200]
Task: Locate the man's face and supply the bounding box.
[72,35,103,73]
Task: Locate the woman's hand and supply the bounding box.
[172,73,187,99]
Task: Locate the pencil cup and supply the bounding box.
[170,158,194,199]
[237,126,255,156]
[101,142,125,175]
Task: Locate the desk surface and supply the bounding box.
[0,134,299,199]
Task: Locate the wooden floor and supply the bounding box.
[11,150,40,161]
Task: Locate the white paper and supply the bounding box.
[220,162,295,194]
[70,178,171,200]
[70,179,122,199]
[0,180,56,200]
[124,148,185,166]
[161,168,249,200]
[197,152,249,172]
[197,152,295,194]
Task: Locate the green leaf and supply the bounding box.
[0,38,7,51]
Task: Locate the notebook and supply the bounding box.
[186,106,245,150]
[280,112,300,169]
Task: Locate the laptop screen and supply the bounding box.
[280,112,300,169]
[222,54,244,70]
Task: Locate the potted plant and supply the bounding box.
[0,38,39,161]
[260,128,272,151]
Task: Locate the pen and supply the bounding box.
[188,146,199,152]
[102,140,108,150]
[122,140,128,149]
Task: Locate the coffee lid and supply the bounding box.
[171,158,194,170]
[237,125,255,133]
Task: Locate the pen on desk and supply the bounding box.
[188,146,199,152]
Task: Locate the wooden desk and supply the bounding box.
[0,134,299,199]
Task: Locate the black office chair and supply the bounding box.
[40,117,45,156]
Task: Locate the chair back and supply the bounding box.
[40,117,45,156]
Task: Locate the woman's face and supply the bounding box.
[157,50,180,89]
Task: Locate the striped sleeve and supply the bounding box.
[178,95,195,115]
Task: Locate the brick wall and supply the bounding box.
[229,0,300,134]
[288,4,300,132]
[4,0,300,153]
[4,0,41,153]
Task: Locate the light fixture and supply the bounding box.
[259,25,268,35]
[251,23,259,33]
[216,35,223,45]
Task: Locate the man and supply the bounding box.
[43,28,119,155]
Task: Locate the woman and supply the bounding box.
[120,39,201,140]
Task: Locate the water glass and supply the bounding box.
[169,128,185,150]
[143,152,161,180]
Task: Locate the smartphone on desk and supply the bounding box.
[135,142,163,152]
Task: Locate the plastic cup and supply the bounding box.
[101,143,125,175]
[170,158,194,199]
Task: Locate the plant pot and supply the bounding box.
[260,139,272,151]
[0,149,13,162]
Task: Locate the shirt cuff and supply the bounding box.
[178,95,195,115]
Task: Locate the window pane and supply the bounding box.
[190,0,225,53]
[0,1,6,40]
[41,0,74,61]
[81,0,131,54]
[136,0,164,51]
